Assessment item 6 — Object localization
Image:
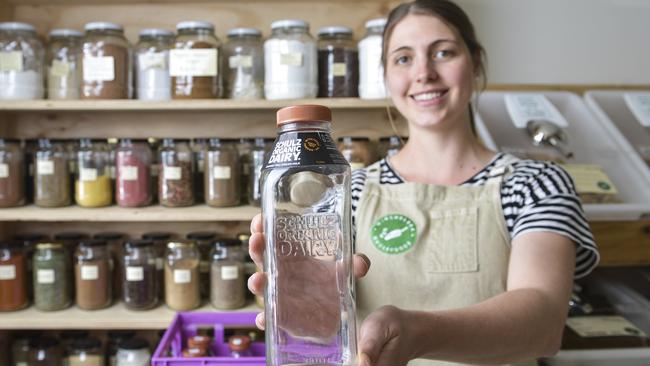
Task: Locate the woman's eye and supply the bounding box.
[395,55,410,65]
[434,50,455,60]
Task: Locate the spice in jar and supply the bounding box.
[205,138,240,207]
[191,138,207,203]
[186,231,217,299]
[210,238,246,309]
[122,239,158,310]
[228,335,252,358]
[0,241,29,311]
[317,26,359,98]
[116,138,152,207]
[0,138,26,207]
[12,331,43,366]
[115,338,150,366]
[107,331,135,366]
[223,28,264,99]
[337,136,375,169]
[171,21,221,99]
[183,335,211,358]
[28,337,62,366]
[141,231,173,300]
[74,239,112,310]
[47,29,82,100]
[0,22,45,100]
[34,138,71,207]
[159,138,194,207]
[135,29,173,101]
[13,232,46,301]
[81,22,131,99]
[68,338,103,366]
[75,138,112,207]
[33,242,71,311]
[164,241,200,310]
[358,18,387,99]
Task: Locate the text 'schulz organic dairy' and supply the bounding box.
[261,105,357,366]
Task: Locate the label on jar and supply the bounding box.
[164,166,182,180]
[50,59,70,77]
[169,49,218,77]
[0,163,9,178]
[173,269,191,284]
[221,265,239,280]
[0,265,16,280]
[156,258,164,270]
[122,166,139,181]
[560,164,618,195]
[212,166,231,179]
[83,56,115,81]
[126,266,144,281]
[0,51,23,72]
[624,93,650,127]
[37,160,55,176]
[264,132,348,169]
[79,168,98,181]
[566,316,647,337]
[81,265,99,280]
[229,55,253,69]
[332,63,347,77]
[16,362,27,366]
[37,269,55,284]
[138,52,167,71]
[504,94,569,129]
[280,52,303,67]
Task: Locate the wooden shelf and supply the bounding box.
[0,99,390,112]
[0,204,259,222]
[0,301,261,330]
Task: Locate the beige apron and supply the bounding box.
[355,157,536,366]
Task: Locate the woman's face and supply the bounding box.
[385,14,476,131]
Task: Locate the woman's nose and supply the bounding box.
[414,58,437,83]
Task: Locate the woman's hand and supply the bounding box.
[357,306,416,366]
[247,213,372,330]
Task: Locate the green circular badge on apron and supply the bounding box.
[371,214,417,254]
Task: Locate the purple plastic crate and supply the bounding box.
[152,312,265,366]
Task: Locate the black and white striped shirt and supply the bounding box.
[351,153,599,279]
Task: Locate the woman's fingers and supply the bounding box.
[249,232,265,268]
[255,312,266,330]
[354,253,371,279]
[247,271,266,296]
[250,213,263,234]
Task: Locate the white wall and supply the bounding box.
[456,0,650,84]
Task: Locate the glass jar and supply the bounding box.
[106,331,135,366]
[317,26,358,98]
[0,138,25,207]
[33,242,72,311]
[68,339,103,366]
[210,238,245,309]
[141,231,173,299]
[205,138,240,207]
[264,19,317,100]
[28,337,62,366]
[238,138,253,205]
[191,138,207,203]
[358,18,387,100]
[135,29,173,101]
[122,239,158,310]
[12,331,42,366]
[338,136,374,169]
[34,138,71,207]
[248,137,273,206]
[379,135,406,158]
[164,241,200,310]
[159,138,194,207]
[116,138,152,207]
[0,22,44,100]
[115,338,150,366]
[74,239,112,310]
[228,335,252,358]
[24,138,37,204]
[47,29,82,100]
[59,330,89,357]
[186,231,217,299]
[223,28,263,99]
[13,232,46,301]
[81,22,131,99]
[75,138,112,207]
[171,21,221,99]
[0,241,28,311]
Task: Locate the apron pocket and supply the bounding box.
[425,206,478,273]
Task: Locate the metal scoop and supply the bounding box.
[526,119,574,159]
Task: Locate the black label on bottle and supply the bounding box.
[263,132,348,169]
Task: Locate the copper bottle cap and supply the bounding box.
[276,105,331,126]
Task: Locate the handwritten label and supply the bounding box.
[79,168,98,182]
[212,166,231,179]
[164,166,182,180]
[169,49,217,77]
[81,265,99,280]
[50,59,70,77]
[280,52,303,67]
[126,266,144,282]
[138,52,167,71]
[83,56,115,81]
[37,269,55,284]
[0,265,16,280]
[0,163,9,178]
[0,51,23,72]
[37,160,55,176]
[173,269,191,284]
[221,266,239,280]
[229,55,253,69]
[332,63,347,77]
[121,166,138,181]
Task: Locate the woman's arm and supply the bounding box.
[358,231,576,366]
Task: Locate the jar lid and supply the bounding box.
[142,232,173,241]
[176,21,215,31]
[276,105,331,126]
[79,239,107,248]
[93,232,126,241]
[187,335,211,349]
[70,338,101,350]
[271,19,308,30]
[13,233,47,243]
[227,27,262,37]
[254,137,274,145]
[208,138,238,145]
[186,231,217,241]
[13,330,43,340]
[167,241,195,249]
[0,241,23,250]
[29,337,59,349]
[214,238,241,247]
[107,330,136,340]
[60,330,90,340]
[379,135,407,143]
[192,138,208,145]
[0,22,36,32]
[36,243,64,250]
[228,335,251,352]
[337,136,370,142]
[118,338,149,350]
[139,28,174,37]
[125,239,154,248]
[317,26,353,37]
[49,28,83,38]
[365,18,387,30]
[84,22,123,32]
[238,137,254,144]
[54,232,88,241]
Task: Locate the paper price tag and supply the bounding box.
[126,266,144,282]
[0,265,16,280]
[138,52,167,71]
[0,51,23,72]
[624,93,650,127]
[280,52,303,67]
[504,94,569,129]
[50,59,70,77]
[169,49,217,77]
[121,166,139,181]
[0,163,9,178]
[37,160,55,176]
[173,269,191,284]
[37,269,55,284]
[79,168,98,182]
[229,55,253,69]
[164,166,182,180]
[567,316,647,338]
[81,265,99,280]
[332,63,347,77]
[560,164,618,195]
[83,56,115,81]
[221,265,239,280]
[213,166,231,179]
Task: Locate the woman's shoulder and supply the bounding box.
[501,155,578,197]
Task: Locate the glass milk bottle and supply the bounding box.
[261,105,357,366]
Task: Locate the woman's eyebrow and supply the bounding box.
[389,39,458,55]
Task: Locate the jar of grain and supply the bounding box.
[122,239,158,310]
[159,138,194,207]
[75,138,112,207]
[164,241,200,310]
[81,22,131,99]
[135,29,173,101]
[223,28,264,99]
[337,136,375,169]
[34,138,71,207]
[0,241,29,311]
[74,239,112,310]
[68,338,103,366]
[205,138,240,207]
[33,243,71,311]
[210,238,245,309]
[0,22,44,100]
[317,26,358,98]
[116,138,152,207]
[47,29,82,100]
[0,138,25,207]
